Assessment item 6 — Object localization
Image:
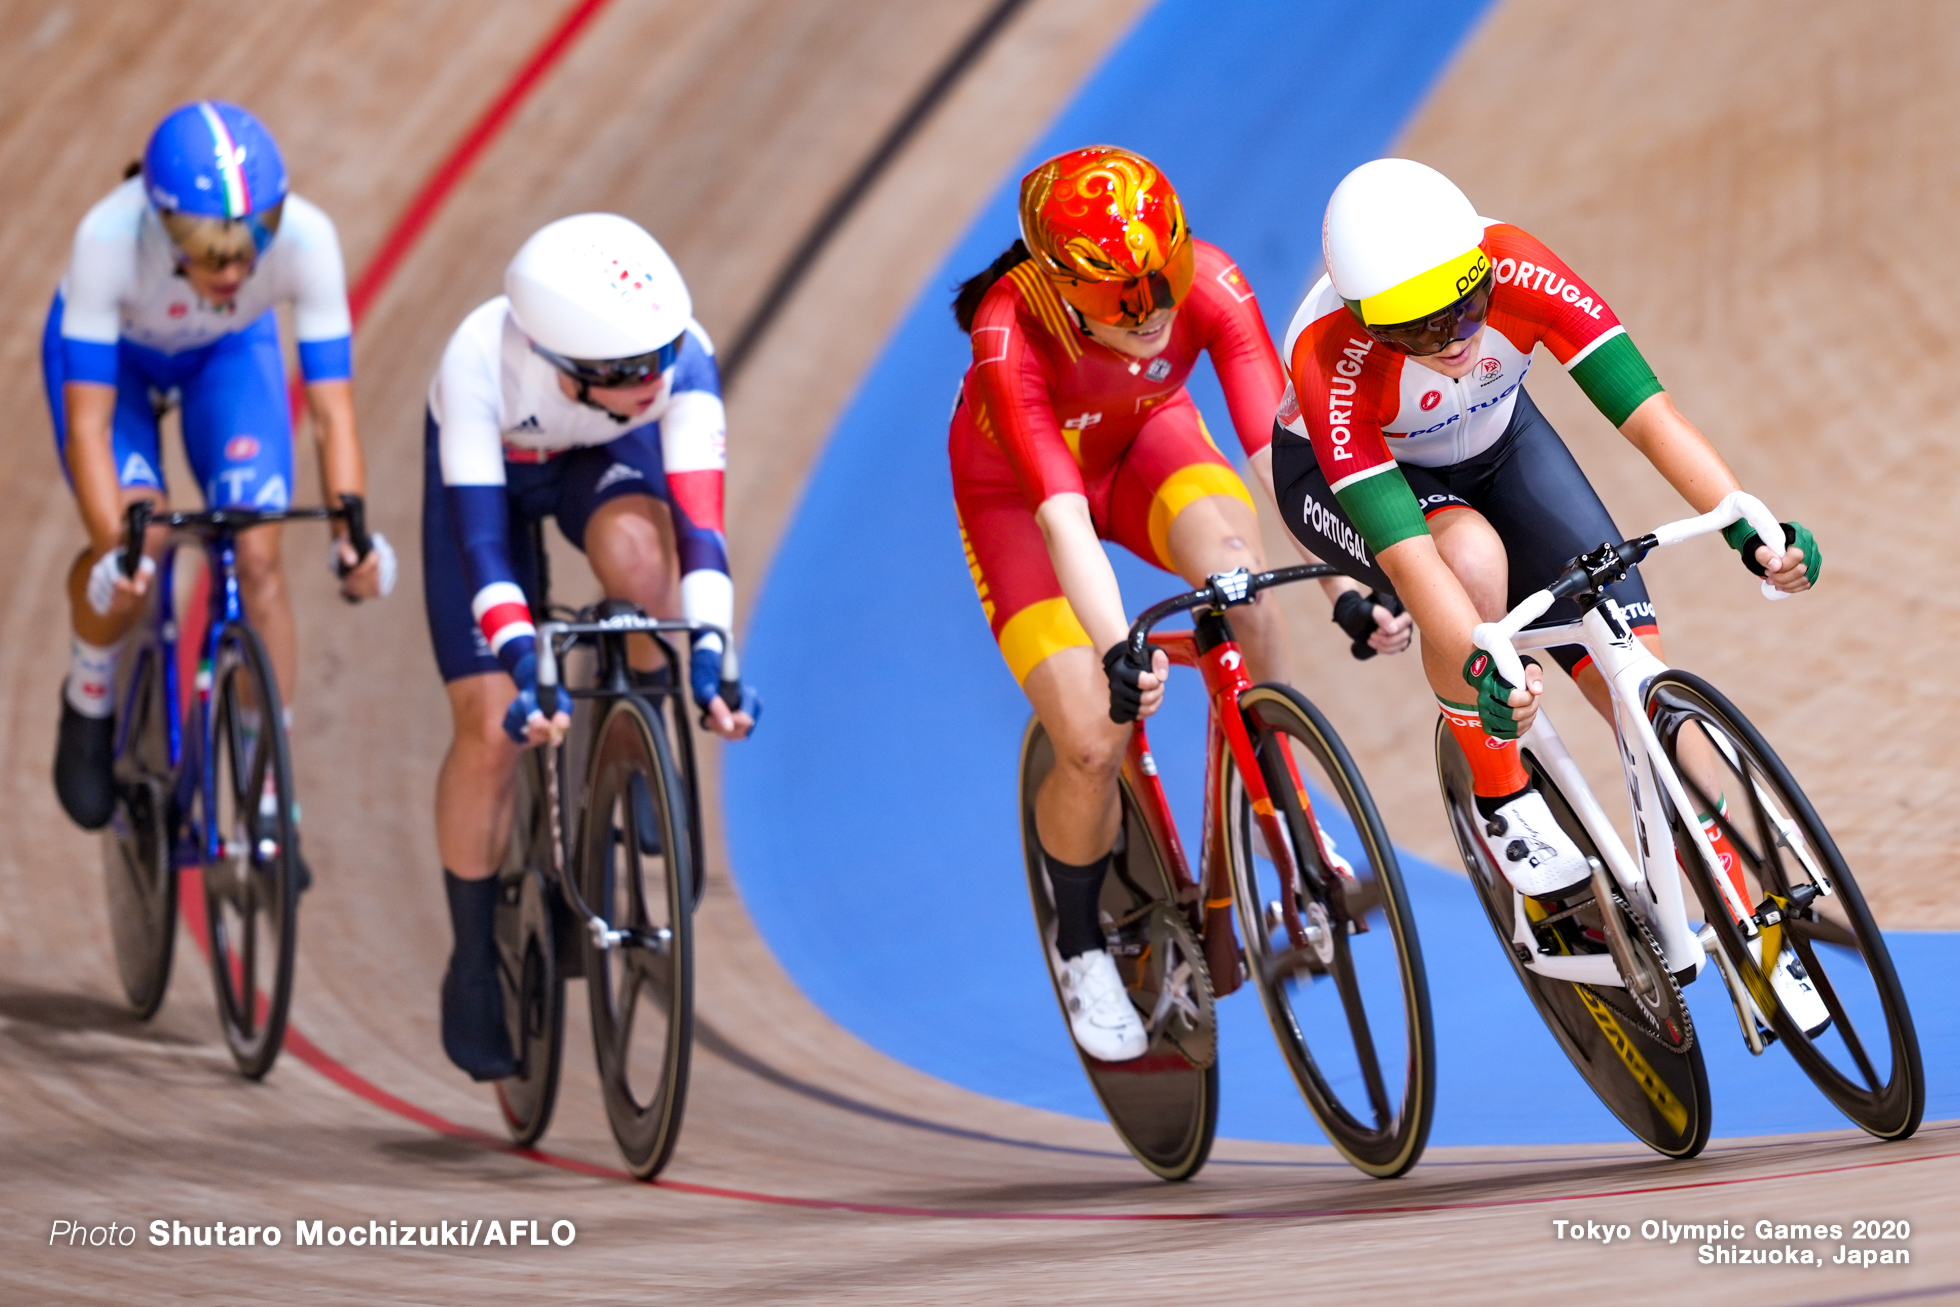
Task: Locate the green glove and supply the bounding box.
[1722,519,1820,586]
[1462,648,1531,741]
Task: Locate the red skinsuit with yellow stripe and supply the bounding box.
[950,239,1282,682]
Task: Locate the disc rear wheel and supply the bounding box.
[1018,718,1218,1182]
[103,639,177,1019]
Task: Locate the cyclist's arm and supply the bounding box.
[656,328,733,650]
[434,332,534,674]
[1034,494,1130,654]
[307,380,365,519]
[64,381,126,557]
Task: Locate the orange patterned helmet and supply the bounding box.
[1018,145,1195,327]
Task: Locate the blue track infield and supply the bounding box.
[726,0,1956,1146]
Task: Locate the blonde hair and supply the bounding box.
[159,202,282,266]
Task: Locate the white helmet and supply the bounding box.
[1322,159,1487,327]
[505,213,691,365]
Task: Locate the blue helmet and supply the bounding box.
[143,101,287,221]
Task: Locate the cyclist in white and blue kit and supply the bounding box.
[423,213,757,1079]
[47,100,391,832]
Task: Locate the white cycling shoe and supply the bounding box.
[1482,788,1591,897]
[1057,949,1149,1062]
[1751,937,1832,1037]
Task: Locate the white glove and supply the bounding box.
[329,531,398,598]
[87,550,155,616]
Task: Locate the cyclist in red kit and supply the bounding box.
[950,146,1409,1061]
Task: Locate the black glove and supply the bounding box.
[1333,588,1405,661]
[1102,643,1152,724]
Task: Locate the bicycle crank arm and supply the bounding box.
[1589,859,1659,1004]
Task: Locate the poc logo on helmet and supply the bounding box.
[1455,250,1490,298]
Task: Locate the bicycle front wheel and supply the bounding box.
[1229,685,1434,1178]
[1648,671,1923,1141]
[104,636,177,1019]
[578,695,694,1179]
[200,622,298,1079]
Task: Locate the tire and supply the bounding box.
[199,621,298,1080]
[1647,671,1924,1141]
[1435,720,1712,1158]
[494,752,566,1147]
[655,662,707,911]
[1228,685,1434,1178]
[1018,718,1218,1183]
[102,637,177,1020]
[578,695,694,1179]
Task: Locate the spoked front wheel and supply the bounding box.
[578,696,694,1179]
[1228,685,1434,1178]
[199,622,299,1079]
[103,638,177,1019]
[1648,671,1923,1141]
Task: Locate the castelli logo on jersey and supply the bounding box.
[1420,390,1441,411]
[225,435,259,461]
[168,302,188,318]
[1469,653,1488,676]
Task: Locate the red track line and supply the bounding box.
[286,0,614,418]
[273,1006,1960,1221]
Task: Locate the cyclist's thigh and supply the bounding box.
[43,295,168,498]
[421,411,542,684]
[1270,427,1462,595]
[552,432,673,556]
[1472,387,1658,638]
[950,404,1092,687]
[178,313,294,510]
[1100,394,1254,575]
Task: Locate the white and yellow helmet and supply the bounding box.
[1323,158,1488,328]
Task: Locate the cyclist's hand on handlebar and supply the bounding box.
[1103,643,1169,724]
[701,690,758,741]
[501,652,570,748]
[1463,648,1544,740]
[1723,519,1819,594]
[86,548,154,617]
[330,533,397,601]
[1332,586,1412,659]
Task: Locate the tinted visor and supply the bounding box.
[534,336,682,389]
[160,201,284,271]
[1054,237,1196,327]
[1359,270,1493,356]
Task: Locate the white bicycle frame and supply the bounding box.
[1469,491,1803,1051]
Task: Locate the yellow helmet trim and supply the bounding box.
[1354,244,1489,327]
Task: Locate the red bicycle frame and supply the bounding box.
[1121,610,1323,999]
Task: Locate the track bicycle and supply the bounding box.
[1018,564,1434,1181]
[102,495,371,1078]
[489,520,728,1180]
[1436,490,1924,1157]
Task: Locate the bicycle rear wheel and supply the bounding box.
[1648,671,1923,1140]
[103,637,176,1019]
[1019,718,1218,1182]
[494,751,566,1147]
[1435,720,1712,1158]
[200,622,298,1079]
[578,695,694,1179]
[1229,685,1433,1178]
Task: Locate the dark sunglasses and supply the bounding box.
[1360,272,1494,357]
[534,336,682,389]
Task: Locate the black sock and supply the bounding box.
[443,869,499,969]
[1045,849,1111,959]
[1474,784,1532,824]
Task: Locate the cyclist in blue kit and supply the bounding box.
[47,101,391,832]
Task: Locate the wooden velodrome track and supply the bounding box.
[1,1,1955,1302]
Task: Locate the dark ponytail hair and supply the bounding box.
[124,159,142,181]
[952,239,1031,333]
